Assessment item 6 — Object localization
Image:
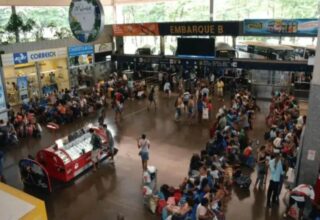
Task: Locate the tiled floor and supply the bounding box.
[1,94,304,220]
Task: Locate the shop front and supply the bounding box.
[68,45,95,90]
[94,43,113,82]
[1,48,69,105]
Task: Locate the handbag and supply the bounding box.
[202,107,209,120]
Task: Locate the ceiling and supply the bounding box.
[0,0,174,6]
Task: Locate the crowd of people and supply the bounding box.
[0,72,148,146]
[143,87,262,220]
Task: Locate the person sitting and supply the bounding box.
[283,184,315,220]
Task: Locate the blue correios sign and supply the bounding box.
[13,52,28,64]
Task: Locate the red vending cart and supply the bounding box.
[33,125,114,183]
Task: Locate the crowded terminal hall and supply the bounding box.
[0,1,320,220]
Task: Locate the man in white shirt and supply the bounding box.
[283,184,315,220]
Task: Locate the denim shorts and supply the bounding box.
[140,151,149,161]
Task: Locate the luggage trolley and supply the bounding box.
[142,166,158,211]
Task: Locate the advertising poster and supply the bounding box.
[243,19,318,36]
[69,0,105,43]
[68,45,94,66]
[0,75,6,111]
[17,76,29,103]
[112,23,160,36]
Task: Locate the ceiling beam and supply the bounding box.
[0,0,174,6]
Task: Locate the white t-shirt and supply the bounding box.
[273,137,282,148]
[139,138,150,153]
[164,82,171,91]
[196,204,208,220]
[291,184,315,202]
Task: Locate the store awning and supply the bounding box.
[0,0,175,6]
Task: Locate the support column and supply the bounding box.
[35,62,43,98]
[210,0,214,21]
[232,37,236,49]
[160,36,165,56]
[295,20,320,185]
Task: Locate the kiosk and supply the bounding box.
[19,125,117,192]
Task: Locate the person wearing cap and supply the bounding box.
[266,151,283,208]
[283,184,315,220]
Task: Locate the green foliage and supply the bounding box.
[5,13,23,33]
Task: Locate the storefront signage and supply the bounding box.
[29,51,56,61]
[6,48,67,66]
[243,19,318,36]
[113,23,159,36]
[69,0,105,43]
[13,53,28,65]
[112,21,240,36]
[159,22,240,36]
[68,45,94,57]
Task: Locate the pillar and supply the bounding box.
[295,20,320,185]
[160,36,165,56]
[232,37,236,49]
[210,0,214,21]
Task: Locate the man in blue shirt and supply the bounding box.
[267,152,283,208]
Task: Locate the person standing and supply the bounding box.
[266,152,283,208]
[255,145,267,190]
[175,94,184,121]
[103,124,115,163]
[147,86,156,111]
[90,128,102,171]
[0,151,4,182]
[216,79,224,101]
[187,95,195,120]
[197,95,204,123]
[138,134,150,171]
[163,81,171,98]
[283,184,315,220]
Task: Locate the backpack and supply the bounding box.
[235,175,252,189]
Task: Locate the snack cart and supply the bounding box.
[19,125,117,192]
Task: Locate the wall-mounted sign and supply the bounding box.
[69,0,105,43]
[94,43,112,53]
[159,22,240,36]
[29,51,57,62]
[5,48,67,66]
[13,52,28,65]
[113,23,159,36]
[0,74,6,111]
[243,19,318,37]
[112,21,240,36]
[68,45,94,66]
[68,45,94,57]
[17,76,29,103]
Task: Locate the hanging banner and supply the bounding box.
[69,0,105,43]
[243,19,318,36]
[17,76,29,103]
[0,75,6,111]
[112,23,159,36]
[158,21,240,36]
